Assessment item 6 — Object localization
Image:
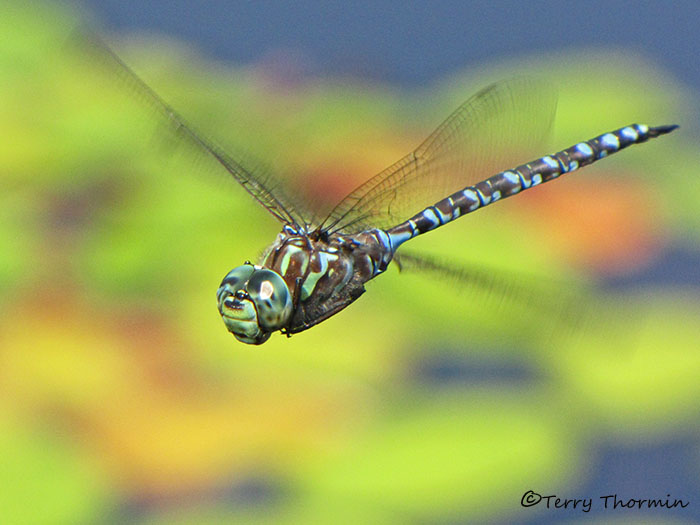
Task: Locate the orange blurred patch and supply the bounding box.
[512,172,669,274]
[297,138,413,214]
[299,161,363,212]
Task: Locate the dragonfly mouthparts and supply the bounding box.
[222,295,245,311]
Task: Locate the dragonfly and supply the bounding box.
[92,39,678,344]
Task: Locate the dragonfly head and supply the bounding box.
[216,263,293,344]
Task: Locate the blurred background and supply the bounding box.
[2,1,700,523]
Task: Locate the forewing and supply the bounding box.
[73,30,307,229]
[322,78,558,233]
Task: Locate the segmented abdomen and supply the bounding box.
[385,123,677,250]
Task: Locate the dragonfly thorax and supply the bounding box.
[268,229,395,333]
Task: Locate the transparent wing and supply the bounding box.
[74,30,307,229]
[320,78,558,234]
[394,251,581,314]
[393,251,608,341]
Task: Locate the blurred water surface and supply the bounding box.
[1,2,699,523]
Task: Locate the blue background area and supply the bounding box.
[67,2,700,522]
[77,0,700,95]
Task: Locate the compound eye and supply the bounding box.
[246,269,293,330]
[219,265,255,291]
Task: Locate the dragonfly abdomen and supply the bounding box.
[385,123,678,251]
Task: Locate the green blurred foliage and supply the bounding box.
[1,1,699,524]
